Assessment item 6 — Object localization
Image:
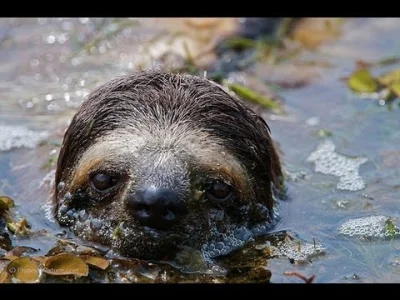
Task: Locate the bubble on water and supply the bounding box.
[0,125,48,151]
[56,33,68,44]
[274,234,326,263]
[78,210,87,221]
[90,218,103,230]
[47,102,61,112]
[64,93,70,101]
[30,59,40,68]
[98,45,107,54]
[306,116,320,126]
[202,226,254,258]
[338,215,400,239]
[307,139,368,191]
[26,102,34,108]
[57,182,65,191]
[71,57,82,66]
[46,35,56,44]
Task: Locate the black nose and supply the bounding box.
[126,187,188,229]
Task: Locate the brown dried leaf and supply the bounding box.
[7,257,40,283]
[6,246,38,257]
[43,253,89,277]
[0,233,12,251]
[81,255,110,270]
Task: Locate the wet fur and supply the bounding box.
[54,70,283,259]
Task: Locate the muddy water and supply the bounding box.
[1,18,400,283]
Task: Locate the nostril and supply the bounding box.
[134,204,151,218]
[162,208,175,221]
[126,187,188,229]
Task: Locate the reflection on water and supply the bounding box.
[1,18,400,283]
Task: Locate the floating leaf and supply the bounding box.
[390,82,400,97]
[81,255,110,270]
[0,233,12,251]
[7,257,40,283]
[31,256,47,264]
[0,196,15,209]
[377,70,400,86]
[316,129,333,138]
[379,57,400,66]
[227,83,283,111]
[43,253,89,277]
[1,255,18,261]
[347,70,378,93]
[0,269,10,283]
[6,246,38,257]
[7,218,31,236]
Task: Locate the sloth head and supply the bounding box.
[54,70,283,260]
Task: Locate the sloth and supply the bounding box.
[53,70,283,260]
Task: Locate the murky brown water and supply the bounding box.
[1,18,400,283]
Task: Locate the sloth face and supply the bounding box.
[54,71,282,260]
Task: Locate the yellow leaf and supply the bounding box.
[1,255,19,261]
[390,82,400,97]
[7,257,40,283]
[0,269,11,283]
[0,196,15,209]
[7,218,31,236]
[227,83,282,111]
[378,70,400,86]
[347,70,378,93]
[81,255,110,270]
[31,256,47,264]
[43,253,89,277]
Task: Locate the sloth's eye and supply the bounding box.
[206,180,233,202]
[90,173,119,192]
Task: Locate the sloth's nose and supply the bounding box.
[126,187,189,230]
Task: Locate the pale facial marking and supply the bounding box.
[70,125,249,193]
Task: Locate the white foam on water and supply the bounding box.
[338,215,400,239]
[0,124,48,152]
[307,139,368,191]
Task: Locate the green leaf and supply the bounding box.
[347,70,378,93]
[227,83,283,112]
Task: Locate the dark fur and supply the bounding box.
[54,70,283,259]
